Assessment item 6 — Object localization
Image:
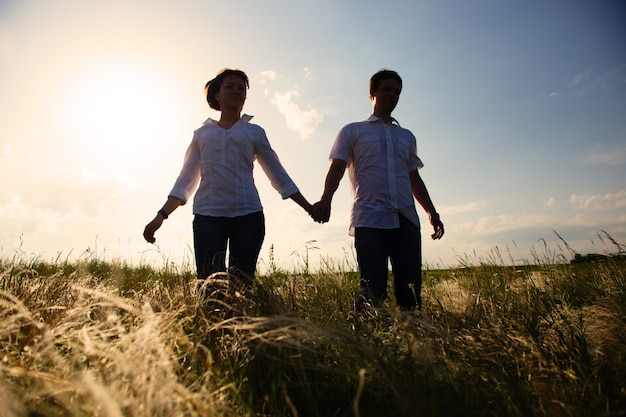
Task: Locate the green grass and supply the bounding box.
[0,241,625,417]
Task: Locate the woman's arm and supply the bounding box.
[143,196,184,243]
[288,191,313,214]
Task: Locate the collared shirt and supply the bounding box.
[169,115,299,217]
[329,115,424,234]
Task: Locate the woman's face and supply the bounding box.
[216,75,247,111]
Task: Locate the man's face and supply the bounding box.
[371,78,402,114]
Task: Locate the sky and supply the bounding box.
[1,0,625,272]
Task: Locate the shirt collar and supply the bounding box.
[202,114,254,125]
[367,114,401,126]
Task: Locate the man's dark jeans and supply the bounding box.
[354,215,422,310]
[193,211,265,282]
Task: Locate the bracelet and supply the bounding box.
[158,209,169,219]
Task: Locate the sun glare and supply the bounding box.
[66,62,177,166]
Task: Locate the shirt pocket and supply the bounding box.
[357,135,381,158]
[394,139,411,168]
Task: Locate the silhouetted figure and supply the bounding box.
[144,69,312,286]
[311,69,444,312]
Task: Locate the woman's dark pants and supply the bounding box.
[193,211,265,283]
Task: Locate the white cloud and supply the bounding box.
[254,68,324,140]
[464,214,553,236]
[568,190,626,210]
[302,67,313,81]
[1,143,11,161]
[583,141,626,166]
[0,195,87,236]
[567,64,626,97]
[439,201,489,215]
[272,90,324,140]
[257,70,277,84]
[544,197,556,208]
[567,72,587,90]
[540,91,559,98]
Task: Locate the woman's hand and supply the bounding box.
[143,216,164,243]
[143,197,183,243]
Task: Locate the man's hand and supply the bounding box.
[310,200,331,223]
[430,213,444,240]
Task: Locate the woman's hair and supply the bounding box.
[369,69,402,96]
[204,68,249,110]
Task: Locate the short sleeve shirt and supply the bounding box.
[169,115,299,217]
[329,115,424,234]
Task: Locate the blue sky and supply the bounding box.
[1,0,624,270]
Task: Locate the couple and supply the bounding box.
[143,68,444,312]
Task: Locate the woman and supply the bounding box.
[143,68,312,284]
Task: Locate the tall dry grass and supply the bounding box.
[1,234,625,417]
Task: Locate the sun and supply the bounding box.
[65,61,179,167]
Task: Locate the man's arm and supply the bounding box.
[311,159,347,223]
[410,169,444,239]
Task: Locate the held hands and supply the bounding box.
[309,200,331,223]
[430,213,444,240]
[299,197,329,223]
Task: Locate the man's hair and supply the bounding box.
[369,69,402,95]
[204,68,249,111]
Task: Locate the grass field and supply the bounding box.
[1,239,625,417]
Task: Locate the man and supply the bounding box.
[311,69,444,312]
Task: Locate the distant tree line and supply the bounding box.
[571,252,626,263]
